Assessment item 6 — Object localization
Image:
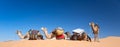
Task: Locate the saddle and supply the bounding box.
[29,30,39,40]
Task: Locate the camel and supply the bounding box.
[41,27,65,40]
[70,32,91,42]
[16,29,44,40]
[70,28,91,42]
[89,22,100,42]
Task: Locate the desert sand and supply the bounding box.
[0,36,120,47]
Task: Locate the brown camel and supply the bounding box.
[16,29,44,40]
[70,28,91,42]
[41,27,65,40]
[89,22,100,42]
[70,32,91,42]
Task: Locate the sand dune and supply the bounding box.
[0,36,120,47]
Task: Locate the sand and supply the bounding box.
[0,36,120,47]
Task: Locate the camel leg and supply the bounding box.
[94,34,97,42]
[87,35,92,42]
[94,34,99,42]
[96,34,99,42]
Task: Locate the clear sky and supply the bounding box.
[0,0,120,41]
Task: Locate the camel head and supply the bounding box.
[89,22,95,27]
[65,32,71,38]
[16,30,22,35]
[53,27,64,36]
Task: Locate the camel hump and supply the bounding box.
[31,30,39,35]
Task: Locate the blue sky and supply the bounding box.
[0,0,120,41]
